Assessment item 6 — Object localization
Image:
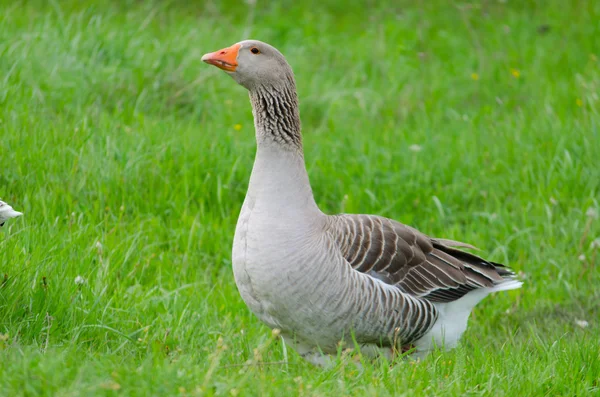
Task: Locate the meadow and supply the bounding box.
[1,0,599,395]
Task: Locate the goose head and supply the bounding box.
[202,40,294,91]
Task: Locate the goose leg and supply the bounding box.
[279,335,335,368]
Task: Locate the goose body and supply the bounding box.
[202,41,522,365]
[0,200,22,227]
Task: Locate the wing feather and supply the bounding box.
[329,214,518,303]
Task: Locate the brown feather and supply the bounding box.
[329,214,518,303]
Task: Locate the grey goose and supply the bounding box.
[202,40,522,366]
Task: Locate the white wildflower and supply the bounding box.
[74,276,86,285]
[586,207,598,219]
[578,254,586,261]
[575,320,589,328]
[409,144,422,152]
[591,238,600,249]
[95,241,103,255]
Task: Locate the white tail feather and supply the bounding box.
[488,279,523,292]
[413,279,522,358]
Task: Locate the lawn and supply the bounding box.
[1,0,599,395]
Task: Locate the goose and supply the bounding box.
[202,40,522,366]
[0,200,22,227]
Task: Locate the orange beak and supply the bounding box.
[201,43,241,72]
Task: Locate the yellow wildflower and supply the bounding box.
[234,124,242,131]
[576,98,583,107]
[510,68,520,78]
[471,72,479,81]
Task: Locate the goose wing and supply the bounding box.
[328,214,516,303]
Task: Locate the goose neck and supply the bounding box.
[249,81,302,150]
[246,83,321,218]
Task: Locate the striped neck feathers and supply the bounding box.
[249,78,302,150]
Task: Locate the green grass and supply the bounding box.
[1,0,599,395]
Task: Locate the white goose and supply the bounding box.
[202,40,522,366]
[0,200,22,227]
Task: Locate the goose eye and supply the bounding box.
[250,47,260,54]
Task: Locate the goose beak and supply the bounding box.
[202,43,241,72]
